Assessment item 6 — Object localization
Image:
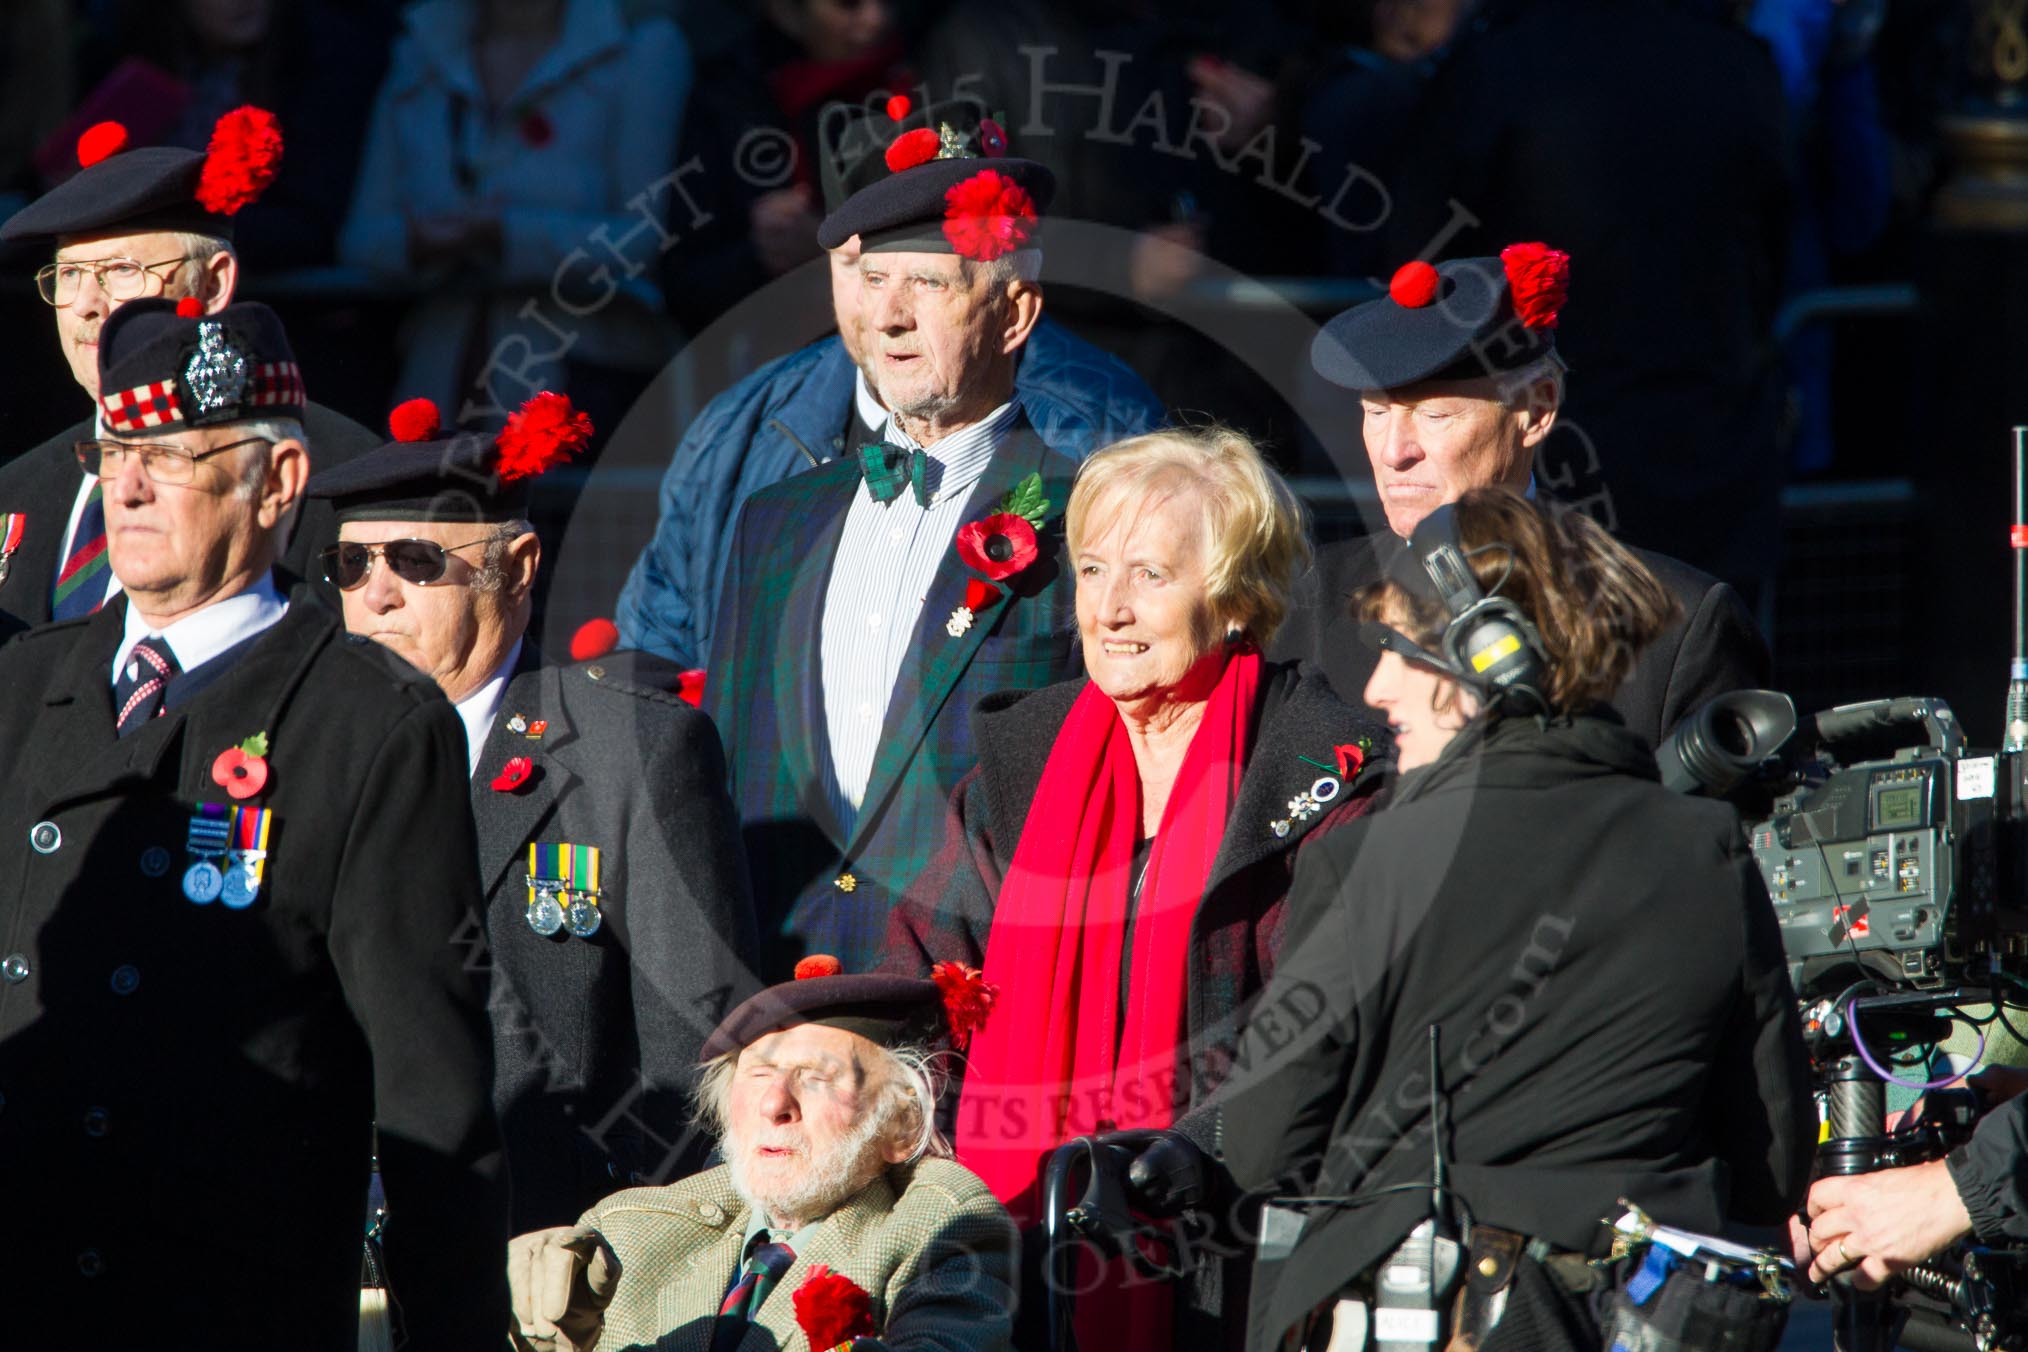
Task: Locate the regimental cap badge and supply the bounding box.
[182,320,251,422]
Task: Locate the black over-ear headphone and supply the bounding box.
[1364,504,1552,713]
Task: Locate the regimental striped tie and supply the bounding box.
[712,1235,796,1352]
[52,482,109,621]
[113,637,179,735]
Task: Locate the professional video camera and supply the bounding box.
[1660,436,2028,1352]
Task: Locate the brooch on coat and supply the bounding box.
[1269,740,1371,839]
[0,512,23,583]
[947,472,1049,637]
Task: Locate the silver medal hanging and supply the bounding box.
[526,884,566,937]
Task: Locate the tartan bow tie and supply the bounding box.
[858,440,931,507]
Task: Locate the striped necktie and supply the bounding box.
[52,482,109,621]
[114,637,179,735]
[712,1234,796,1352]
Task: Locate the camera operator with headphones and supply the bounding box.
[1208,488,1816,1352]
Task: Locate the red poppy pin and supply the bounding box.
[491,755,534,792]
[792,1265,876,1351]
[948,473,1048,637]
[676,669,705,707]
[211,731,270,800]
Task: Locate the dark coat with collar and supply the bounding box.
[0,586,507,1351]
[0,400,379,644]
[468,645,760,1232]
[704,421,1083,978]
[1216,714,1813,1351]
[1270,532,1772,750]
[885,662,1390,1348]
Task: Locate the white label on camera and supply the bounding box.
[1958,756,1996,802]
[1374,1309,1440,1342]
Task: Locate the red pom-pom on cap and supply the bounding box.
[496,391,593,482]
[570,618,620,662]
[942,168,1036,262]
[174,296,204,319]
[885,126,940,173]
[885,93,912,122]
[1500,241,1571,330]
[930,961,999,1048]
[1388,260,1441,309]
[386,397,441,443]
[77,121,129,169]
[196,105,284,216]
[794,954,843,980]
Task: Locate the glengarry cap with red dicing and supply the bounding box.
[96,297,304,434]
[1311,244,1572,392]
[2,107,283,243]
[815,93,1053,262]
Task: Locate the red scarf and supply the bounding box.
[956,651,1260,1344]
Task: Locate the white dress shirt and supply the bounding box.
[112,571,289,689]
[852,369,886,439]
[452,638,525,778]
[819,400,1020,825]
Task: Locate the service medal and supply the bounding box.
[565,897,602,938]
[220,866,259,910]
[183,860,224,904]
[526,889,565,936]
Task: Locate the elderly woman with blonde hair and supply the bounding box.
[887,425,1388,1351]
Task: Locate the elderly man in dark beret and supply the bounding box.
[507,959,1016,1352]
[1271,246,1771,748]
[704,109,1085,977]
[0,298,505,1349]
[305,396,761,1232]
[0,108,377,643]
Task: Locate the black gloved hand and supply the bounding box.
[1120,1129,1209,1218]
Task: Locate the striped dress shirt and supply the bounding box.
[819,400,1020,828]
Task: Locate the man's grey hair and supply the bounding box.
[979,249,1043,288]
[473,520,534,595]
[163,232,232,300]
[229,417,303,500]
[1497,351,1568,411]
[694,1040,955,1166]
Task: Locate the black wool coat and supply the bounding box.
[0,400,379,643]
[0,587,507,1351]
[1217,713,1815,1352]
[468,647,760,1232]
[1270,533,1772,751]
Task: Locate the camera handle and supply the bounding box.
[1818,1054,1913,1352]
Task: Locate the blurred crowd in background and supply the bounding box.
[0,0,1995,725]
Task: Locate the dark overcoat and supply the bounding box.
[469,646,760,1231]
[1217,714,1815,1351]
[886,662,1389,1348]
[704,421,1083,977]
[0,400,378,642]
[1270,532,1772,749]
[0,586,507,1350]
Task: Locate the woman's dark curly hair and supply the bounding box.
[1356,488,1681,716]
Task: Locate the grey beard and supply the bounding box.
[725,1100,891,1227]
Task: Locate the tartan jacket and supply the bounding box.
[703,419,1081,977]
[883,663,1388,1349]
[575,1158,1018,1351]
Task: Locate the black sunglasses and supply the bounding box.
[320,537,494,590]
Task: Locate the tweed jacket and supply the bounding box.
[0,400,380,643]
[0,586,506,1350]
[471,646,761,1232]
[578,1158,1018,1351]
[1270,532,1771,749]
[885,663,1388,1349]
[703,419,1081,977]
